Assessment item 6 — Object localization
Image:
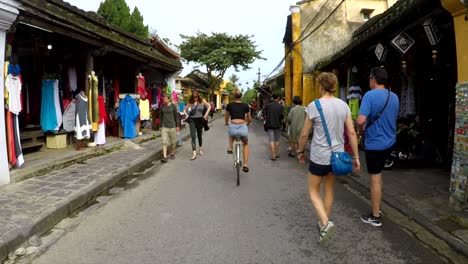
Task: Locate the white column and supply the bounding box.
[0,0,19,185]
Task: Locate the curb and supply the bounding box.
[0,114,223,262]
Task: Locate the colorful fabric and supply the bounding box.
[75,93,91,140]
[117,95,139,139]
[98,95,107,124]
[5,74,22,114]
[348,98,360,120]
[53,80,63,130]
[88,74,99,131]
[41,80,58,132]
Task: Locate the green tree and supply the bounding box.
[98,0,148,38]
[178,32,264,96]
[242,88,257,104]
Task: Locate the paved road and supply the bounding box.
[32,119,446,264]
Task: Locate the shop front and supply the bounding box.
[1,0,182,184]
[316,0,466,206]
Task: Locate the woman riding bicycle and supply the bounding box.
[225,89,252,172]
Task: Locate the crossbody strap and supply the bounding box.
[314,100,332,148]
[366,89,391,129]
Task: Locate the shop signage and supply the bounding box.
[423,17,441,46]
[391,32,415,54]
[375,43,387,61]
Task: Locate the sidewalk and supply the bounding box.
[0,114,221,262]
[300,141,468,259]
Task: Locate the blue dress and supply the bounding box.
[117,95,139,138]
[40,80,58,132]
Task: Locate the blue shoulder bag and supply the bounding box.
[314,100,353,176]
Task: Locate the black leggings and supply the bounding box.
[189,118,203,151]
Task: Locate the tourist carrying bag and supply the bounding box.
[314,100,353,176]
[360,90,390,149]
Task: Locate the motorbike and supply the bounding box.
[384,116,443,169]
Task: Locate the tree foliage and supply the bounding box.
[242,89,257,104]
[98,0,149,38]
[178,32,264,94]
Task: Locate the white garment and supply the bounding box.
[53,80,63,130]
[305,98,351,165]
[5,74,22,115]
[94,123,106,145]
[68,67,78,92]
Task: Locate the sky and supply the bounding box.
[65,0,294,88]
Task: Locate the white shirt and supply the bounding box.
[5,74,22,115]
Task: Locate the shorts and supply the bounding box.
[267,128,281,142]
[308,160,332,176]
[228,123,248,140]
[161,127,177,147]
[365,147,393,174]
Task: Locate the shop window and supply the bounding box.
[361,8,374,21]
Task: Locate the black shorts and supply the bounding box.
[308,160,332,176]
[365,147,393,174]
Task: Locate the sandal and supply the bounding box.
[227,150,233,154]
[199,150,204,156]
[190,155,197,161]
[242,166,249,173]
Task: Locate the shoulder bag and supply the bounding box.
[314,100,353,176]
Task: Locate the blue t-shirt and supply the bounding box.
[359,89,399,150]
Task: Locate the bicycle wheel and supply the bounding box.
[235,141,241,186]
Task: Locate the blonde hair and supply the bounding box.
[317,72,337,93]
[234,88,242,99]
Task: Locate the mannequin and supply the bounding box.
[75,90,92,150]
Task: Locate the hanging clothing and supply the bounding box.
[117,95,139,139]
[5,74,22,115]
[75,93,92,140]
[12,114,24,167]
[88,73,99,132]
[399,75,416,118]
[94,95,107,145]
[114,78,120,108]
[139,99,150,121]
[347,86,362,100]
[68,67,78,92]
[41,80,58,132]
[137,75,147,99]
[172,90,178,104]
[53,80,63,130]
[6,111,16,167]
[151,85,158,109]
[349,98,360,120]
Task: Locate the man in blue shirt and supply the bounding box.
[357,67,399,227]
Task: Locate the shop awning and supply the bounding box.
[315,0,428,70]
[17,0,182,72]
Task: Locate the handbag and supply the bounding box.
[314,100,353,176]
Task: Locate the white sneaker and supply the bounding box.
[318,221,335,243]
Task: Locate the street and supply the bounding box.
[32,118,446,264]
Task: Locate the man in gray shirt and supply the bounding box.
[159,93,180,163]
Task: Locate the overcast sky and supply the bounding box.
[65,0,293,87]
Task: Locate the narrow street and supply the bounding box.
[32,118,446,264]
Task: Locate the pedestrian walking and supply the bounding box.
[357,67,399,227]
[183,90,211,160]
[225,89,252,172]
[297,72,360,243]
[159,93,180,163]
[286,96,305,157]
[264,94,284,160]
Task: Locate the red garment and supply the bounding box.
[6,111,16,166]
[98,95,107,124]
[114,78,120,107]
[137,76,147,99]
[62,99,71,111]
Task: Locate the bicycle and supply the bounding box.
[232,136,243,186]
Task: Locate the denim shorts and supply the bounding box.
[228,123,248,139]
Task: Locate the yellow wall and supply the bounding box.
[441,0,468,82]
[291,6,303,100]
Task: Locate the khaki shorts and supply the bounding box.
[162,127,177,147]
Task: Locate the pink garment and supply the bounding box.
[137,76,147,99]
[172,90,178,104]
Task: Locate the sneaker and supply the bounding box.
[161,157,167,163]
[360,213,382,227]
[318,220,335,243]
